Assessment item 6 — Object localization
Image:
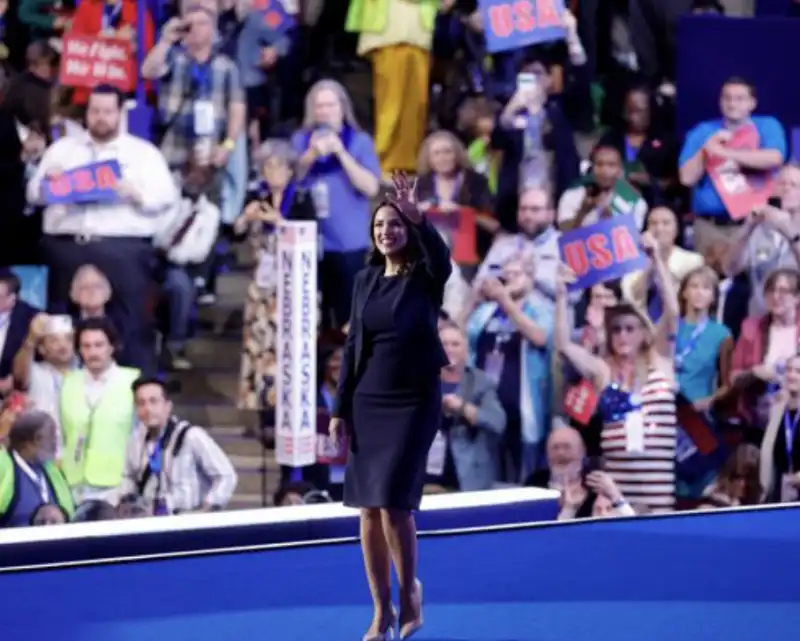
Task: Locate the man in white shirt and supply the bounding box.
[27,84,179,374]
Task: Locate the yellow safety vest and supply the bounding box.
[346,0,438,34]
[60,366,140,488]
[0,449,76,523]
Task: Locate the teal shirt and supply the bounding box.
[675,318,731,403]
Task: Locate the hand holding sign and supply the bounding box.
[558,214,649,292]
[42,160,122,206]
[479,0,567,53]
[703,130,733,158]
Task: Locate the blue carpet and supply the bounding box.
[6,507,800,641]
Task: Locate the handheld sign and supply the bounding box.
[59,34,134,92]
[252,0,296,34]
[564,379,598,426]
[479,0,567,54]
[426,206,481,265]
[43,160,122,206]
[674,394,727,482]
[706,122,774,220]
[559,214,648,292]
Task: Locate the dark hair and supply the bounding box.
[132,376,170,398]
[8,411,55,451]
[29,503,69,526]
[273,481,316,506]
[764,267,800,296]
[643,205,685,245]
[365,202,424,275]
[89,84,125,108]
[0,269,21,296]
[589,143,622,164]
[75,316,120,350]
[721,76,756,99]
[717,443,761,505]
[26,40,58,67]
[74,500,118,522]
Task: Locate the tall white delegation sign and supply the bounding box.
[275,221,318,467]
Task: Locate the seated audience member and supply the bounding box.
[558,466,636,521]
[555,235,680,514]
[557,143,647,231]
[760,353,800,503]
[69,0,155,104]
[28,84,178,374]
[597,85,678,206]
[622,206,703,318]
[115,377,237,515]
[725,167,800,316]
[60,318,139,511]
[236,139,316,413]
[12,314,78,456]
[154,160,221,370]
[291,79,380,329]
[731,269,800,432]
[679,76,786,255]
[273,481,331,507]
[415,130,497,276]
[467,256,553,484]
[0,411,74,527]
[491,60,581,231]
[527,422,585,489]
[474,186,560,304]
[69,264,112,320]
[75,500,118,521]
[699,443,761,509]
[0,269,40,398]
[30,503,69,526]
[431,321,506,491]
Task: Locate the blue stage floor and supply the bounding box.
[6,506,800,641]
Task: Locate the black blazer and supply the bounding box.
[0,300,39,379]
[332,218,453,420]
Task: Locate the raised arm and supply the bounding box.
[642,233,679,357]
[554,264,608,388]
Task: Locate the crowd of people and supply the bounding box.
[0,0,798,528]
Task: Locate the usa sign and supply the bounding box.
[43,160,122,206]
[559,214,648,292]
[479,0,567,54]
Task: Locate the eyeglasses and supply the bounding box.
[610,323,639,335]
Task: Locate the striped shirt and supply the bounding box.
[600,368,677,512]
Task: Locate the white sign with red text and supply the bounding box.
[275,221,318,467]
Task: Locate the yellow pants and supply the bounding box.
[371,44,430,174]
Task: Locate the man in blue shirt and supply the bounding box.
[679,76,787,254]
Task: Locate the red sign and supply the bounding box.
[59,34,134,92]
[706,123,775,221]
[427,206,480,265]
[564,379,598,425]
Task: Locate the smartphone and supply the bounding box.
[581,456,603,486]
[516,72,537,95]
[178,23,191,35]
[767,196,782,208]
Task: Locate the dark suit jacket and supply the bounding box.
[0,300,39,379]
[332,218,453,420]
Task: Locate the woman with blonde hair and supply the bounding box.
[291,78,380,330]
[415,130,497,276]
[555,232,679,512]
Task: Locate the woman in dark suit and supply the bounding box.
[329,173,451,641]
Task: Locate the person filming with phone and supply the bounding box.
[141,1,246,200]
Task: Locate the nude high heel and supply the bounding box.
[399,579,423,640]
[362,604,398,641]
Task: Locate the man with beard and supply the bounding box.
[27,84,179,374]
[473,186,561,306]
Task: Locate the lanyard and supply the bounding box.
[148,438,165,475]
[190,62,212,96]
[784,410,800,466]
[102,3,123,31]
[12,451,50,503]
[674,318,708,369]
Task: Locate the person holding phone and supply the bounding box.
[725,164,800,316]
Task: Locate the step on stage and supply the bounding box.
[1,489,797,641]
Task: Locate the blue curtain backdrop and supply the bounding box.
[676,15,800,161]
